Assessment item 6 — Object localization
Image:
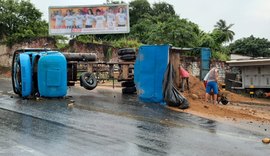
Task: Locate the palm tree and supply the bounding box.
[214,19,235,42]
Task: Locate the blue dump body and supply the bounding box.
[134,45,169,103]
[200,48,211,80]
[37,52,67,97]
[19,53,32,97]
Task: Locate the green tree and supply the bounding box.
[130,17,154,43]
[198,31,217,49]
[152,2,175,16]
[213,19,235,43]
[145,15,200,47]
[229,35,270,57]
[0,0,48,45]
[129,0,152,26]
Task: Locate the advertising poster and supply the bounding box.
[49,3,129,35]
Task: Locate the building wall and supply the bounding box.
[0,45,11,67]
[0,38,119,67]
[0,37,56,67]
[180,56,227,82]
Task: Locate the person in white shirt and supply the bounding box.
[53,10,63,29]
[75,9,85,29]
[85,8,95,28]
[95,9,105,29]
[205,67,219,104]
[106,7,115,29]
[116,7,126,27]
[63,10,74,29]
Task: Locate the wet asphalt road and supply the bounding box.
[0,78,269,156]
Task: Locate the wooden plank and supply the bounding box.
[122,65,129,79]
[169,50,180,87]
[87,64,93,73]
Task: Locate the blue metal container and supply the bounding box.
[200,48,211,80]
[134,45,169,103]
[37,51,67,97]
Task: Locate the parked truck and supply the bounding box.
[226,58,270,97]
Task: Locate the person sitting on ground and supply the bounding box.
[179,66,190,92]
[205,67,219,104]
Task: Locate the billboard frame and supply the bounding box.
[48,3,130,35]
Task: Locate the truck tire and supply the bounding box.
[118,48,136,56]
[255,89,264,98]
[11,53,20,94]
[80,72,97,90]
[122,87,136,94]
[119,54,136,61]
[121,81,135,87]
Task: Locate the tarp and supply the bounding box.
[162,63,189,109]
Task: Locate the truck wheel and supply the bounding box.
[80,72,97,90]
[122,87,136,94]
[118,48,136,56]
[255,89,264,98]
[119,54,136,61]
[12,52,20,94]
[12,55,21,95]
[121,81,135,87]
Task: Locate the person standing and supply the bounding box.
[205,67,219,104]
[63,10,74,29]
[203,71,210,88]
[106,7,115,29]
[179,66,190,92]
[85,9,95,28]
[116,7,126,27]
[53,10,63,29]
[95,9,105,29]
[75,9,85,29]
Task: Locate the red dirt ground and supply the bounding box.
[168,75,270,125]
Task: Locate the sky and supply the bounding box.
[30,0,270,41]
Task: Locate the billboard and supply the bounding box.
[49,3,129,35]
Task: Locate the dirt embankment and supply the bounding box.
[0,66,11,78]
[168,75,270,126]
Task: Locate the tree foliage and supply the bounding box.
[198,19,235,59]
[229,35,270,57]
[144,15,200,47]
[129,0,200,47]
[213,19,235,43]
[152,2,175,16]
[129,0,152,26]
[0,0,48,46]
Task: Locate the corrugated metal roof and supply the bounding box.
[226,58,270,66]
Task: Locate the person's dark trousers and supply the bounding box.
[181,77,189,92]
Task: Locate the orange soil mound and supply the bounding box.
[171,75,270,123]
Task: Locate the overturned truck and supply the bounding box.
[12,48,97,98]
